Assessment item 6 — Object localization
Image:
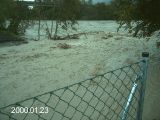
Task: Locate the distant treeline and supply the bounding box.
[0,0,160,37]
[79,2,116,20]
[29,1,116,20]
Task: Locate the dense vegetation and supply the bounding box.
[0,0,160,37]
[112,0,160,36]
[0,0,30,35]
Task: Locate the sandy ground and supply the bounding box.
[0,21,159,119]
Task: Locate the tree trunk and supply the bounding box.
[50,20,54,37]
[54,20,59,40]
[45,23,51,39]
[38,20,41,40]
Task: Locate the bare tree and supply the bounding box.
[52,0,80,40]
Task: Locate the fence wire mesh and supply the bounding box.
[0,60,148,120]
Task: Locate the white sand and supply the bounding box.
[0,21,159,110]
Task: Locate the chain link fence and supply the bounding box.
[0,55,149,120]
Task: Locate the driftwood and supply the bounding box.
[51,31,104,40]
[51,34,80,40]
[57,43,71,49]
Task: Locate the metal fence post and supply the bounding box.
[137,52,149,120]
[121,75,140,120]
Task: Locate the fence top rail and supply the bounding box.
[0,60,144,110]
